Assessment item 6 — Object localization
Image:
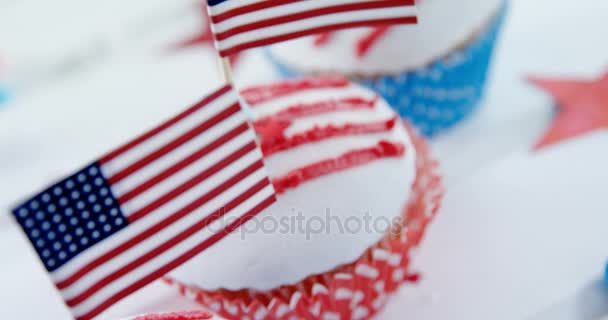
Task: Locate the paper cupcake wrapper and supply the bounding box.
[165,122,444,320]
[268,4,507,137]
[127,311,214,320]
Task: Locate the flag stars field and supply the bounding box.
[14,163,128,272]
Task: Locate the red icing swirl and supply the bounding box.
[257,116,398,156]
[247,79,408,194]
[256,96,378,123]
[241,76,349,105]
[356,26,391,58]
[272,140,405,194]
[313,26,393,59]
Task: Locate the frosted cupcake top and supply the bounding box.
[268,0,503,76]
[170,77,417,291]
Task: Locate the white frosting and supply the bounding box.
[269,0,502,76]
[169,80,417,291]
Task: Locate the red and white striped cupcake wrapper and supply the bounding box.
[165,122,444,320]
[130,310,213,320]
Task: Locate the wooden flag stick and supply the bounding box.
[219,57,233,84]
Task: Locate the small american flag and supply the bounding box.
[207,0,418,57]
[12,84,276,320]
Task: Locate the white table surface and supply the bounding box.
[1,0,608,318]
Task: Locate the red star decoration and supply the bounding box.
[177,3,214,49]
[529,72,608,150]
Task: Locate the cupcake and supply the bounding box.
[166,76,443,319]
[266,0,507,137]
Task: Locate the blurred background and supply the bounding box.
[1,0,608,319]
[6,0,608,226]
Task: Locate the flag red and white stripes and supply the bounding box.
[12,84,276,320]
[207,0,418,57]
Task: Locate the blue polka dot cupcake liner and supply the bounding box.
[268,4,507,137]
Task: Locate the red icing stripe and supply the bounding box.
[133,311,213,320]
[314,32,335,47]
[241,76,349,105]
[313,26,394,59]
[255,96,378,123]
[356,26,391,58]
[258,116,398,156]
[272,140,405,194]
